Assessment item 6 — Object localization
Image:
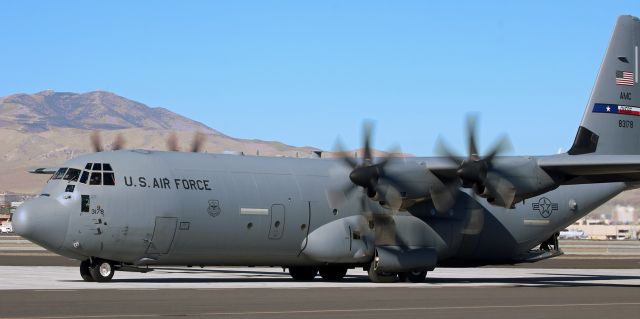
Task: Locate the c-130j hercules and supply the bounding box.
[13,15,640,283]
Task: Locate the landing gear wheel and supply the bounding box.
[367,263,397,283]
[80,260,94,282]
[399,270,428,283]
[289,266,318,281]
[89,260,115,282]
[319,266,348,281]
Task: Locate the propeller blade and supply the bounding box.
[90,131,103,152]
[485,134,512,162]
[191,131,206,152]
[435,137,463,166]
[466,115,479,158]
[461,198,485,235]
[375,183,403,211]
[362,121,374,164]
[326,181,359,209]
[112,134,125,151]
[485,171,516,208]
[436,114,517,209]
[375,144,401,168]
[372,214,397,246]
[332,122,412,213]
[167,132,179,152]
[334,139,358,169]
[430,180,459,213]
[380,172,419,199]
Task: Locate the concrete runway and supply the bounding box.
[0,266,639,318]
[1,236,639,319]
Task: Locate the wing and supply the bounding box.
[538,155,640,184]
[28,167,60,174]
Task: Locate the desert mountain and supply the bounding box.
[0,91,318,194]
[0,90,219,133]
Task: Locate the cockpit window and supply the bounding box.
[51,168,68,180]
[79,171,89,184]
[103,172,115,185]
[89,172,102,185]
[80,163,115,186]
[63,168,81,182]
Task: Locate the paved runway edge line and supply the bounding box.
[3,302,640,319]
[1,267,639,290]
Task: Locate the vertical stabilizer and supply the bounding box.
[570,15,640,155]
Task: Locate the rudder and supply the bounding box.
[570,15,640,155]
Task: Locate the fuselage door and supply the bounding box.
[268,204,285,240]
[146,217,178,254]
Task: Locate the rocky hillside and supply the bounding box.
[0,90,219,133]
[0,91,318,194]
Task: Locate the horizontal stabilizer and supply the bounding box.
[539,155,640,184]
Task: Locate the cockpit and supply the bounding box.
[50,163,116,187]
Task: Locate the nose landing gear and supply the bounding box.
[80,258,115,282]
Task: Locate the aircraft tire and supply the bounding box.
[89,259,115,282]
[80,260,94,282]
[367,264,397,283]
[319,266,348,281]
[288,266,318,281]
[399,270,428,283]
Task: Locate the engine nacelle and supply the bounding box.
[301,215,374,263]
[374,246,437,272]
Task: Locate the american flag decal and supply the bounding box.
[616,70,634,86]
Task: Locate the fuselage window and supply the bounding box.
[103,163,113,171]
[89,172,102,185]
[103,172,115,186]
[85,163,92,170]
[63,168,81,182]
[51,168,68,180]
[92,163,102,171]
[79,171,89,184]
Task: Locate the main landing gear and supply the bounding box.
[288,266,349,281]
[288,265,429,283]
[80,259,115,282]
[367,263,429,283]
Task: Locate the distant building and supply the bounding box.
[0,213,10,223]
[613,205,638,224]
[0,193,33,205]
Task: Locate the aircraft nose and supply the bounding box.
[13,197,70,251]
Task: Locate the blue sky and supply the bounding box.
[1,1,639,156]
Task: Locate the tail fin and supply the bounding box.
[569,15,640,155]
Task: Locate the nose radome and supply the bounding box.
[13,197,70,251]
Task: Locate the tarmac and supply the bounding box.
[1,235,639,319]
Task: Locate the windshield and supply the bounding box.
[63,168,81,182]
[51,168,68,180]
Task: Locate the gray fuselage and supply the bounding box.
[15,150,626,268]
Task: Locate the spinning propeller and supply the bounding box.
[435,115,516,210]
[166,131,207,152]
[90,131,126,152]
[90,131,207,153]
[331,122,412,211]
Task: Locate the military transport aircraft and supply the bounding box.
[12,15,640,283]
